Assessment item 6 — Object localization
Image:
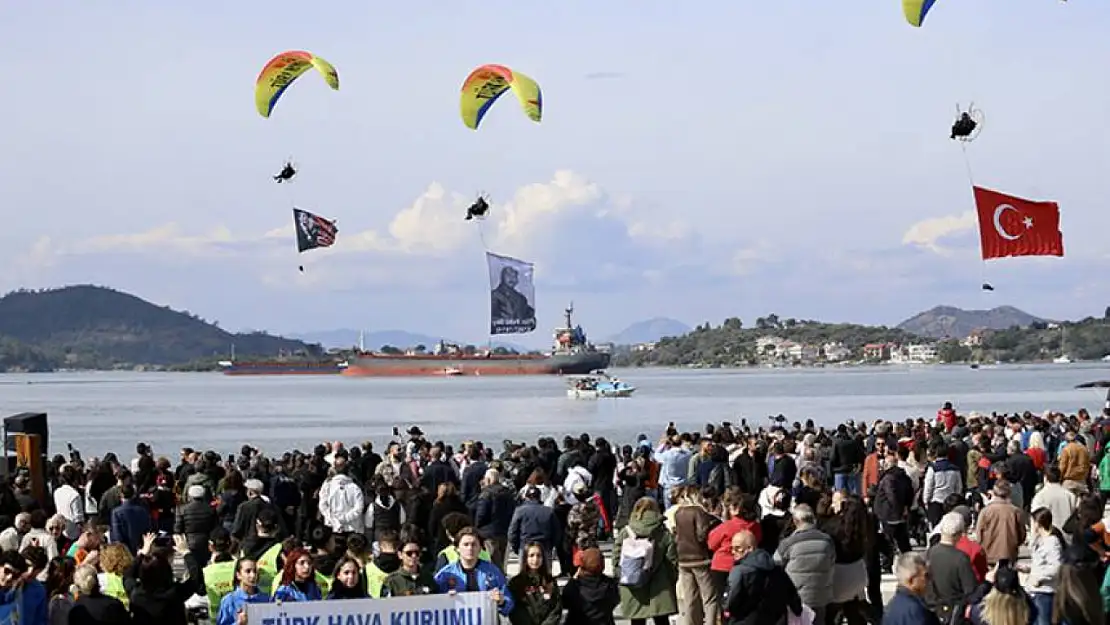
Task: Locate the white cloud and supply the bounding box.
[6,171,714,293]
[901,211,977,255]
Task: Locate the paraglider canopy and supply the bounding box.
[903,0,938,27]
[255,50,339,118]
[459,64,542,130]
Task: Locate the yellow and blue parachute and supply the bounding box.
[459,64,542,130]
[903,0,938,27]
[255,50,339,118]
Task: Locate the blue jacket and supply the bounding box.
[272,581,322,603]
[20,580,46,625]
[217,587,271,625]
[0,588,20,625]
[110,500,152,554]
[882,588,938,625]
[433,560,513,615]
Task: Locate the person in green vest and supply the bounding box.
[364,530,403,597]
[203,528,238,616]
[215,558,271,625]
[240,510,285,594]
[435,513,492,572]
[97,543,133,608]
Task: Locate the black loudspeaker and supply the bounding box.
[4,412,48,454]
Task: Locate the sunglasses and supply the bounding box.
[402,550,421,556]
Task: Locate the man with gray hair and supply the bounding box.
[924,512,977,622]
[0,513,30,552]
[883,553,938,625]
[774,504,834,625]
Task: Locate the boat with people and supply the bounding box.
[566,370,636,399]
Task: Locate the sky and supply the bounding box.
[1,1,1108,348]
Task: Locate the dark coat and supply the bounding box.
[882,588,939,625]
[508,500,560,554]
[173,499,218,552]
[109,500,151,555]
[474,484,517,540]
[726,549,801,625]
[562,575,618,625]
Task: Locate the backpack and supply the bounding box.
[618,528,655,588]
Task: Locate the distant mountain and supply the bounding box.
[0,285,316,369]
[608,317,692,345]
[291,328,530,353]
[897,305,1048,339]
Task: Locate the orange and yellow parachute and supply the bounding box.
[255,50,339,118]
[459,64,542,130]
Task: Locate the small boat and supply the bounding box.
[1053,355,1072,364]
[444,367,463,376]
[566,370,636,399]
[969,363,980,369]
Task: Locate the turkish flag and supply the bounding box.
[974,186,1064,260]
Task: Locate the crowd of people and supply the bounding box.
[0,406,1107,625]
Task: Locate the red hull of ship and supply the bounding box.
[342,363,556,377]
[340,351,611,377]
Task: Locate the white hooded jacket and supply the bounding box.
[318,473,366,533]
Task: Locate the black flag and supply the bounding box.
[293,208,338,253]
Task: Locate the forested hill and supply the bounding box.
[0,285,319,370]
[624,315,919,367]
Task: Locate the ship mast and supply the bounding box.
[565,302,574,329]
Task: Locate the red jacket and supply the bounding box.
[937,408,957,432]
[957,535,988,582]
[707,517,762,572]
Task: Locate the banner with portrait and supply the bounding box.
[486,252,536,335]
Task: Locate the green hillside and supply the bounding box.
[0,285,320,370]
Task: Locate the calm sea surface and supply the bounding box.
[1,364,1109,457]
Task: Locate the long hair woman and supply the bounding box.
[326,556,369,600]
[823,494,870,625]
[1023,508,1063,625]
[44,556,75,625]
[970,564,1030,625]
[272,548,322,602]
[1052,561,1104,625]
[508,542,562,625]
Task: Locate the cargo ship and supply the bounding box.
[218,346,347,376]
[219,359,347,375]
[342,304,611,377]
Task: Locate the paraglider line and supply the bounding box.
[476,219,490,252]
[959,143,990,293]
[959,143,976,188]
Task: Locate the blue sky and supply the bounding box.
[0,1,1107,347]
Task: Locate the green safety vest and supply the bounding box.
[202,561,237,615]
[438,546,491,565]
[102,573,128,608]
[365,562,388,598]
[255,543,283,594]
[314,570,332,596]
